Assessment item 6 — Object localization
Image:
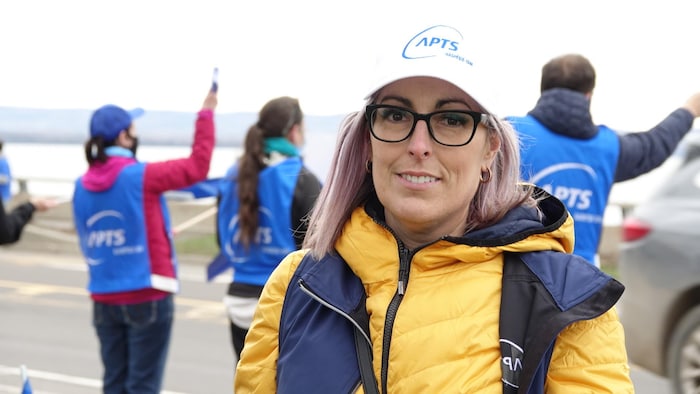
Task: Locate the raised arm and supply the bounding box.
[144,90,218,193]
[615,92,700,182]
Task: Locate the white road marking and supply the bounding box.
[0,365,189,394]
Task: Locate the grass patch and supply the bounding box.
[175,234,219,256]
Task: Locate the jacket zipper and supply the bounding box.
[367,214,423,394]
[302,212,425,393]
[380,244,412,394]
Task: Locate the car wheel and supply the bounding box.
[667,305,700,393]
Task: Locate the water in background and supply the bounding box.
[4,129,339,199]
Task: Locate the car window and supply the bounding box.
[673,129,700,163]
[657,158,700,198]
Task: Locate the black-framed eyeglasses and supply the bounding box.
[365,104,488,147]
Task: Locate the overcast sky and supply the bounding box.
[2,0,699,132]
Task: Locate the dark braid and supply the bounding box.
[236,96,302,248]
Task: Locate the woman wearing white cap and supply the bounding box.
[235,24,633,393]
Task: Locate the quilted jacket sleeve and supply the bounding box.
[234,249,307,393]
[545,307,634,393]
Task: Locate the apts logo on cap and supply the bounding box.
[365,23,495,112]
[401,25,474,67]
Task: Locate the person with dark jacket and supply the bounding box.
[0,197,56,245]
[508,53,700,265]
[213,96,322,361]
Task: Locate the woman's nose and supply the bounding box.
[407,119,433,158]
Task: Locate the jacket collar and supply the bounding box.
[362,187,571,249]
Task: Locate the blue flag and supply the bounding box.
[206,252,231,281]
[20,365,32,394]
[177,177,222,199]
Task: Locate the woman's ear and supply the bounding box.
[115,129,131,148]
[484,132,501,163]
[287,124,304,147]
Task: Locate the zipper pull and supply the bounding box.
[397,246,410,295]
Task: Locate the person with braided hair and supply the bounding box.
[214,96,322,361]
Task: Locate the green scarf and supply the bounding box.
[264,137,299,157]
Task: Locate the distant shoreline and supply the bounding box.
[0,135,242,148]
[0,106,346,147]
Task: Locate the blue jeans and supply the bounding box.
[93,294,174,394]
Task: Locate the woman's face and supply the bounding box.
[370,76,500,248]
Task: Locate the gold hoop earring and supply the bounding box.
[479,167,492,183]
[365,160,372,174]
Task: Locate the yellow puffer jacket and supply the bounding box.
[235,197,633,393]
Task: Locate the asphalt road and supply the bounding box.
[0,249,672,393]
[0,249,233,393]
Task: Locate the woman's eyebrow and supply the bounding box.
[435,98,473,110]
[378,96,476,111]
[378,95,412,108]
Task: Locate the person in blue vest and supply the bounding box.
[214,96,322,361]
[507,54,700,266]
[72,88,217,394]
[0,140,12,203]
[234,23,633,393]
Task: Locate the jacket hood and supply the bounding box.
[336,188,574,281]
[81,155,137,192]
[528,88,598,139]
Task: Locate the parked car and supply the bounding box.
[619,130,700,393]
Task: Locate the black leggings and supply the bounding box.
[230,321,248,360]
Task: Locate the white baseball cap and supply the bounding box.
[365,23,496,113]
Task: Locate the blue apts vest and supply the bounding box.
[217,157,302,286]
[73,163,176,294]
[510,115,619,263]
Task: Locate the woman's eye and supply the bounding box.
[439,113,470,127]
[382,109,408,122]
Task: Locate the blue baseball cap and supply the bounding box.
[89,104,145,142]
